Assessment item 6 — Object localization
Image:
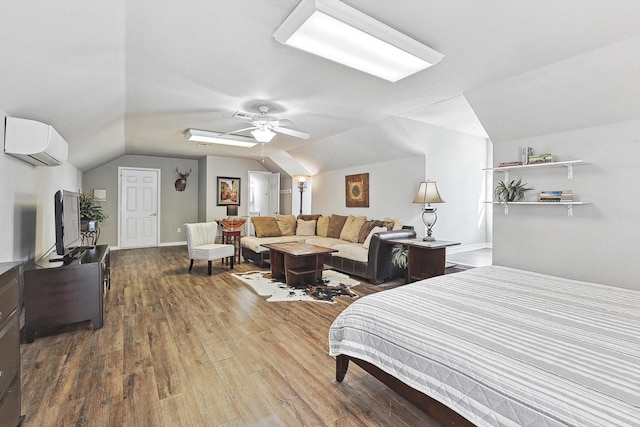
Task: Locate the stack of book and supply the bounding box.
[498,161,523,167]
[539,190,573,202]
[528,153,555,164]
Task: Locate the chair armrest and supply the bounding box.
[366,228,417,284]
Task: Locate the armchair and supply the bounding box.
[184,222,235,275]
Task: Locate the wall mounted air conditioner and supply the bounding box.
[4,117,69,166]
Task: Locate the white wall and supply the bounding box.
[1,108,82,262]
[492,119,640,289]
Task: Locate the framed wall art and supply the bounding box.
[217,176,241,206]
[345,173,369,207]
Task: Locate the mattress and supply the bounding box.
[329,266,640,426]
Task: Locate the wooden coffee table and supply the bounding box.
[261,242,337,286]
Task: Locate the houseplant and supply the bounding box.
[79,192,108,232]
[494,178,533,205]
[391,245,408,269]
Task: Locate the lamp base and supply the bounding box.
[422,235,436,242]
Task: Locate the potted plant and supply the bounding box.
[79,192,108,232]
[494,178,533,205]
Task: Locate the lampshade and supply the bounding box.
[251,128,276,143]
[226,205,238,216]
[273,0,444,82]
[412,181,445,205]
[293,174,310,183]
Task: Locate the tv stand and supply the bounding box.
[23,245,110,343]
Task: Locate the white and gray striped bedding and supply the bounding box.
[328,266,640,426]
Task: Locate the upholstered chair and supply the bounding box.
[184,222,235,275]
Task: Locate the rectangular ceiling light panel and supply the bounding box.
[185,129,257,148]
[273,0,444,82]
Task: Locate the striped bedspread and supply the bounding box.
[329,266,640,426]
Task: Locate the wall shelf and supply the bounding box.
[483,160,588,180]
[485,201,591,217]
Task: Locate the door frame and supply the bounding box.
[117,166,161,248]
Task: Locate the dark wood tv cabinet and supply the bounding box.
[23,245,110,343]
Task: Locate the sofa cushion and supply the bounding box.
[357,220,386,243]
[327,214,348,238]
[242,235,306,253]
[275,214,296,236]
[298,214,322,221]
[317,216,330,237]
[331,243,369,263]
[296,219,316,236]
[340,215,367,243]
[251,216,282,238]
[363,226,387,249]
[304,237,345,249]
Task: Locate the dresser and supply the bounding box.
[0,261,24,427]
[23,245,110,343]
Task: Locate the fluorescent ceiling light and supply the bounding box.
[185,129,257,148]
[273,0,444,82]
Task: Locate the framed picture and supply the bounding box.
[217,176,241,206]
[345,173,369,207]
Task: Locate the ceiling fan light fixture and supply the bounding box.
[185,129,257,148]
[251,128,276,143]
[273,0,444,82]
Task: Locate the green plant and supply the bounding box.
[494,178,533,205]
[391,245,408,269]
[79,193,109,222]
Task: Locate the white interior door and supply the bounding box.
[119,167,160,248]
[249,171,280,216]
[268,173,280,215]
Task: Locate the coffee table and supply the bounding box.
[261,242,338,286]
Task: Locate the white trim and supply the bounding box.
[446,242,492,255]
[159,241,187,247]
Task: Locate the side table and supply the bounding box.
[222,229,242,265]
[388,239,460,283]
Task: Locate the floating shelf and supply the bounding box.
[484,160,588,179]
[484,201,591,217]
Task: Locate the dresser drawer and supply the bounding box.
[0,375,21,427]
[0,277,18,326]
[0,315,19,398]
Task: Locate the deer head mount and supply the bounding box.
[175,168,192,191]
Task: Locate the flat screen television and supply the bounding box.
[54,189,82,257]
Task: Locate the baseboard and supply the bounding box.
[110,241,186,251]
[446,242,491,255]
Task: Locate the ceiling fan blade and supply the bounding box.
[219,126,257,136]
[275,127,310,139]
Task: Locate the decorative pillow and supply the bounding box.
[296,219,316,236]
[298,214,322,221]
[357,220,385,243]
[327,214,348,238]
[340,215,367,243]
[384,217,404,230]
[275,214,296,236]
[363,226,387,249]
[317,216,330,237]
[251,216,282,238]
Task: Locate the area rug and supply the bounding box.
[231,270,359,303]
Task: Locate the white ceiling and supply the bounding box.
[1,0,638,172]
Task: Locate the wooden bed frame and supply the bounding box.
[336,354,475,426]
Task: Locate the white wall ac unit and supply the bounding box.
[4,117,69,166]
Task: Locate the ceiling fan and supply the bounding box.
[224,106,310,143]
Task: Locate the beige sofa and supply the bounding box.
[241,214,416,284]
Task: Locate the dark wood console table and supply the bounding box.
[23,245,110,343]
[388,239,460,283]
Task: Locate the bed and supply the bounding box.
[329,266,640,426]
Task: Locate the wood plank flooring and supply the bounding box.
[19,246,441,426]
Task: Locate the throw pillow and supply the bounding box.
[275,214,296,236]
[357,220,385,243]
[317,216,330,237]
[340,215,367,243]
[298,214,322,221]
[251,216,282,238]
[384,217,404,230]
[363,226,387,249]
[327,214,348,239]
[296,219,316,236]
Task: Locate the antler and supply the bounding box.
[176,168,192,177]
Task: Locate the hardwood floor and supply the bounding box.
[20,246,441,426]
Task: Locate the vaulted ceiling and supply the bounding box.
[1,0,638,172]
